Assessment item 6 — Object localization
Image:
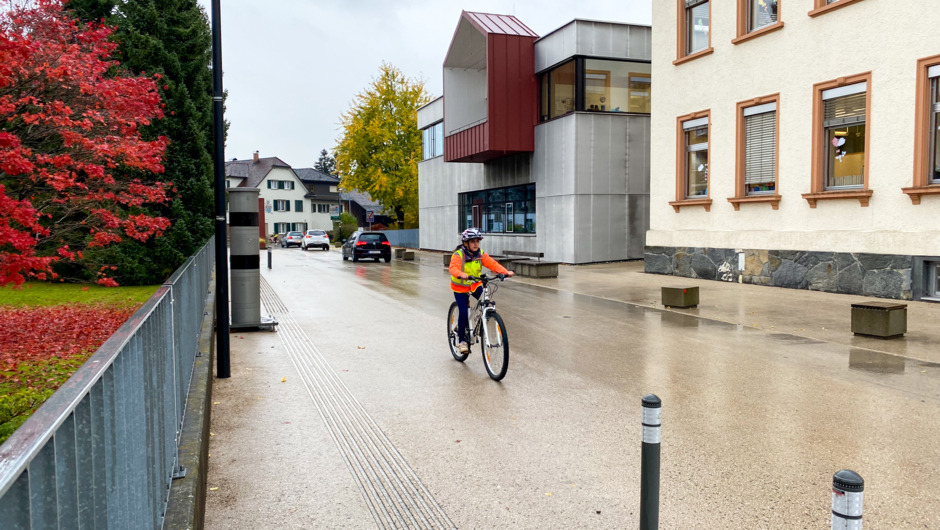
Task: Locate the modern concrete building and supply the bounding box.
[418,13,652,263]
[646,0,940,301]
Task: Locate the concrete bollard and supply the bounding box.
[267,246,272,269]
[640,394,661,530]
[832,470,864,530]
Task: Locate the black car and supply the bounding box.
[342,232,391,263]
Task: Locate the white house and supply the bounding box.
[226,154,317,236]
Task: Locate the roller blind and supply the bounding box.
[824,93,866,127]
[744,111,776,186]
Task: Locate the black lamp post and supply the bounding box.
[211,0,231,378]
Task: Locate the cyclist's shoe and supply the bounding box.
[458,341,469,354]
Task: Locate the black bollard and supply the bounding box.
[640,394,661,530]
[267,246,272,269]
[832,470,864,530]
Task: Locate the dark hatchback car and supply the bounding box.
[342,232,391,263]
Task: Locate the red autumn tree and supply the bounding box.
[0,0,171,287]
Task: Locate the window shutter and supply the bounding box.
[295,200,303,212]
[744,111,776,187]
[285,200,290,212]
[267,180,272,189]
[823,93,866,127]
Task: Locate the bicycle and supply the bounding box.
[447,273,510,381]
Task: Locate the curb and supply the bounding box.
[164,276,216,529]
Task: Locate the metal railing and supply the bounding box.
[0,237,215,529]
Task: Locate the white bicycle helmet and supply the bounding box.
[461,228,483,242]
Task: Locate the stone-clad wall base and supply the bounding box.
[644,246,913,300]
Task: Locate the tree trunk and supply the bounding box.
[395,207,405,230]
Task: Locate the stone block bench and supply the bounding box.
[394,248,405,259]
[851,301,907,339]
[661,286,699,308]
[503,250,558,278]
[402,250,415,261]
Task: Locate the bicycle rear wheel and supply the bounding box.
[447,302,469,362]
[482,311,509,381]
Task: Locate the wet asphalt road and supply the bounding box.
[210,245,940,529]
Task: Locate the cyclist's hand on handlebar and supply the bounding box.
[458,273,469,280]
[506,271,515,278]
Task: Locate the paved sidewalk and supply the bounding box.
[407,250,940,364]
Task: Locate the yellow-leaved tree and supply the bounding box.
[335,63,431,229]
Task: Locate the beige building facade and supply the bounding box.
[647,0,940,300]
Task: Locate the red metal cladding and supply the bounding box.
[443,12,538,163]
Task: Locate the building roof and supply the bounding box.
[224,157,294,188]
[340,190,381,211]
[294,167,340,184]
[534,18,652,44]
[463,11,538,37]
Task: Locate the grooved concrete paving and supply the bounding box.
[206,247,940,529]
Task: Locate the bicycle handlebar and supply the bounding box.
[467,273,508,283]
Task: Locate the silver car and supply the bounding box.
[281,231,304,248]
[301,229,330,251]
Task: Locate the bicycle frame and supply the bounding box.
[466,274,503,344]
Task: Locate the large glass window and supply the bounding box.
[743,103,777,195]
[583,60,652,114]
[539,59,651,122]
[929,71,940,184]
[748,0,778,31]
[459,184,536,234]
[822,83,867,189]
[683,118,709,198]
[422,122,444,160]
[539,60,576,122]
[686,0,710,54]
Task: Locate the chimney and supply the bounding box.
[253,151,259,163]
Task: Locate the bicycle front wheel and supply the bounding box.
[447,302,469,362]
[482,311,509,381]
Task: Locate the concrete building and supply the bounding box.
[418,13,652,263]
[646,0,940,301]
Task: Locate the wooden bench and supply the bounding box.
[851,301,907,339]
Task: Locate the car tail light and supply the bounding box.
[382,241,390,246]
[356,241,366,247]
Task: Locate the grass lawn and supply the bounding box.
[0,283,158,445]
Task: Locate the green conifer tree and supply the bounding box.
[67,0,216,284]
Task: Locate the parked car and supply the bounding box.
[281,231,304,248]
[301,229,330,251]
[342,232,391,263]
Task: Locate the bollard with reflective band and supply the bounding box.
[832,470,864,530]
[640,394,661,530]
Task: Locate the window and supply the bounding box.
[684,118,709,198]
[583,60,652,114]
[748,0,777,30]
[295,200,303,212]
[539,59,651,121]
[929,66,940,185]
[274,200,290,212]
[225,179,231,188]
[315,203,330,214]
[731,96,780,210]
[267,180,294,190]
[744,103,777,195]
[805,72,872,207]
[540,60,576,121]
[686,0,710,54]
[422,122,445,160]
[822,83,866,190]
[459,184,535,234]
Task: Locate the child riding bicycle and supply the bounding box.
[449,228,513,354]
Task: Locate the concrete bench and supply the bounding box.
[662,286,699,308]
[504,250,545,262]
[851,301,907,339]
[501,258,531,273]
[394,248,405,259]
[403,250,415,261]
[516,260,559,278]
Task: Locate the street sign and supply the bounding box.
[366,210,374,223]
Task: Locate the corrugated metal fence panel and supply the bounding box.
[380,229,420,249]
[0,237,215,529]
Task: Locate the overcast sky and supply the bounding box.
[195,0,651,169]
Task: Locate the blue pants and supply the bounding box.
[455,287,483,343]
